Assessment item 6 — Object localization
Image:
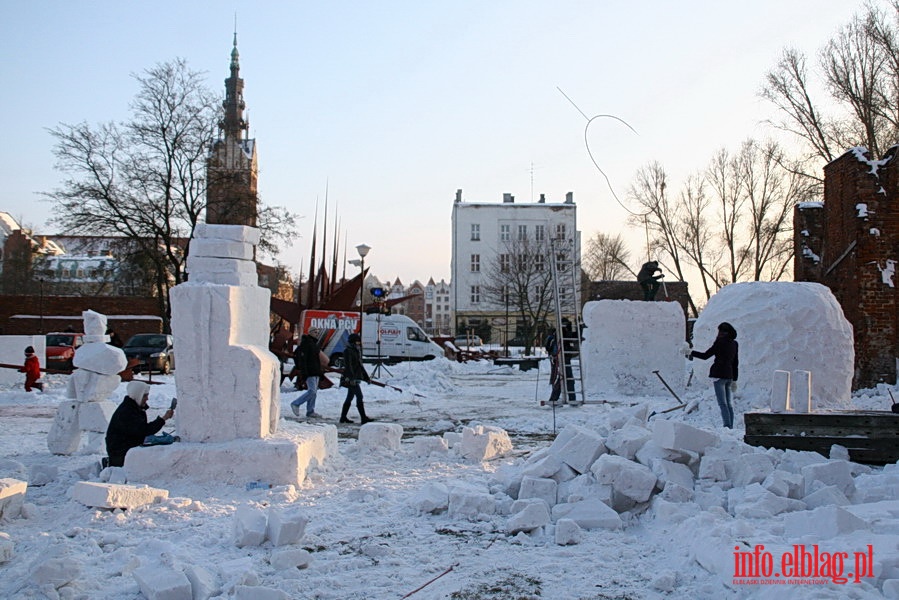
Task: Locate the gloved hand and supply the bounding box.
[681,343,693,358]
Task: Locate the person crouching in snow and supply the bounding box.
[340,333,371,424]
[20,346,43,392]
[105,381,174,467]
[688,322,739,428]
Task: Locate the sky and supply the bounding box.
[0,0,869,286]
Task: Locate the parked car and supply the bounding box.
[454,335,483,348]
[123,333,175,374]
[45,332,84,371]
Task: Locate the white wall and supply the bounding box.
[0,335,46,386]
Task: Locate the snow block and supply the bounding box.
[634,439,692,467]
[190,237,254,261]
[0,532,13,563]
[77,400,117,432]
[731,483,806,518]
[30,556,81,589]
[521,453,564,479]
[783,505,868,540]
[47,401,81,455]
[194,223,261,245]
[133,566,192,600]
[358,422,404,452]
[28,464,58,487]
[184,564,219,600]
[460,425,512,462]
[771,370,790,413]
[518,476,557,508]
[442,431,462,448]
[591,454,658,503]
[652,420,718,455]
[729,453,775,487]
[412,436,448,457]
[650,459,694,491]
[801,460,855,497]
[72,342,127,376]
[556,428,607,474]
[69,369,123,403]
[266,507,308,547]
[547,425,583,455]
[233,586,289,600]
[762,470,804,499]
[0,478,28,520]
[270,547,312,571]
[72,481,168,509]
[448,483,496,519]
[554,518,582,545]
[659,482,694,503]
[790,369,812,412]
[125,429,335,487]
[605,424,651,460]
[802,485,850,509]
[551,498,623,529]
[412,482,449,514]
[233,505,268,548]
[83,430,106,454]
[507,501,550,534]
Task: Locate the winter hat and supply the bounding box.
[126,380,151,401]
[25,346,35,354]
[718,322,737,339]
[308,328,323,338]
[348,333,361,344]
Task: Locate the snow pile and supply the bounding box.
[582,300,686,396]
[694,282,854,409]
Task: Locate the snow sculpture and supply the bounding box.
[694,282,853,409]
[124,223,335,485]
[47,310,126,455]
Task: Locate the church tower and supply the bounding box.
[206,31,258,227]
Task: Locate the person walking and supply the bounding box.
[20,346,43,392]
[291,329,326,419]
[339,333,371,424]
[688,322,739,428]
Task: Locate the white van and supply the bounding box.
[300,310,444,364]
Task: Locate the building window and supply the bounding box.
[517,254,527,270]
[500,253,510,273]
[518,225,527,240]
[535,225,545,241]
[470,285,480,303]
[535,254,545,272]
[471,224,480,241]
[500,224,510,241]
[556,223,566,239]
[470,254,480,272]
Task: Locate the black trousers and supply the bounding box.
[341,384,368,420]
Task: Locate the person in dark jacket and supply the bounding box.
[105,381,174,467]
[689,322,739,428]
[20,346,43,392]
[340,333,371,424]
[290,329,326,418]
[637,261,664,300]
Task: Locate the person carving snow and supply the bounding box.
[105,381,174,467]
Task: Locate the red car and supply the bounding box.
[45,332,84,371]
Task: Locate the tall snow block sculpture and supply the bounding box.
[125,224,335,485]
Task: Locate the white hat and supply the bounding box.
[126,380,150,401]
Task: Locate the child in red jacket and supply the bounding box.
[20,346,43,392]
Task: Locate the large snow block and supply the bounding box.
[125,428,335,487]
[77,401,117,432]
[694,282,853,407]
[72,481,168,509]
[47,402,81,455]
[783,505,868,540]
[591,454,658,503]
[266,507,308,547]
[556,428,606,474]
[190,237,254,260]
[358,422,404,452]
[270,547,312,571]
[790,370,812,413]
[233,505,268,547]
[507,501,550,534]
[771,370,790,413]
[448,483,496,519]
[72,342,127,376]
[412,436,449,457]
[133,566,192,600]
[460,425,512,462]
[581,300,686,396]
[0,478,27,520]
[412,482,449,515]
[194,223,261,245]
[69,368,123,403]
[551,498,623,529]
[801,460,855,497]
[171,282,279,443]
[605,425,651,460]
[518,476,558,508]
[652,420,718,455]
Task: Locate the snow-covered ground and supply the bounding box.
[1,354,898,600]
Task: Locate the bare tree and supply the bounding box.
[582,231,632,280]
[673,174,722,301]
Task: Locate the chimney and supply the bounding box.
[455,189,463,203]
[503,193,514,203]
[565,191,574,204]
[538,194,546,203]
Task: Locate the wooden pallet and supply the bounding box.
[744,410,899,465]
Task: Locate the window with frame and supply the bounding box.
[470,285,480,303]
[471,224,480,241]
[500,253,510,273]
[500,224,510,241]
[556,223,567,239]
[534,254,545,272]
[535,224,545,241]
[470,254,480,272]
[518,225,527,240]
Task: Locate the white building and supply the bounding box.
[450,189,580,342]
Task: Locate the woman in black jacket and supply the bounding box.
[340,333,371,424]
[689,322,739,428]
[105,381,173,467]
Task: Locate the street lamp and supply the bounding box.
[354,243,371,353]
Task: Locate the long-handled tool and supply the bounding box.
[648,369,686,419]
[326,367,426,398]
[0,362,70,375]
[652,369,683,403]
